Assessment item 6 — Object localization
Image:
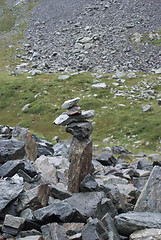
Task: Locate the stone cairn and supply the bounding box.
[54,97,95,193]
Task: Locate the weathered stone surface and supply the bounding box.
[65,191,107,221]
[68,137,92,192]
[12,125,28,142]
[0,174,23,213]
[80,174,99,192]
[58,75,70,80]
[67,105,82,116]
[0,160,24,177]
[34,201,75,223]
[94,151,117,166]
[54,110,94,126]
[20,208,34,220]
[63,222,85,236]
[92,83,106,89]
[114,211,161,236]
[82,218,109,240]
[137,158,153,171]
[16,236,43,240]
[129,228,161,240]
[17,184,50,212]
[101,213,120,240]
[2,214,25,236]
[34,155,68,184]
[66,122,93,139]
[41,223,68,240]
[142,104,153,112]
[50,184,72,200]
[62,98,80,109]
[53,142,69,157]
[134,166,161,213]
[25,132,37,161]
[0,140,25,163]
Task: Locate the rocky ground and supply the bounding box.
[0,124,161,240]
[19,0,161,73]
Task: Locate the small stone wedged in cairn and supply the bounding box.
[54,98,94,193]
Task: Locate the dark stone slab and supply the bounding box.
[94,152,117,166]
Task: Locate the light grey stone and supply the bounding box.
[58,75,70,80]
[129,228,161,240]
[62,97,80,109]
[92,83,106,89]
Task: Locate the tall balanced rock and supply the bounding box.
[54,98,94,193]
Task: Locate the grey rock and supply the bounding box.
[66,121,93,139]
[34,201,75,223]
[94,151,117,166]
[22,104,30,112]
[2,214,25,236]
[20,208,34,220]
[62,98,80,109]
[41,223,67,240]
[0,139,25,163]
[50,184,72,200]
[12,125,28,142]
[0,160,25,177]
[148,154,161,161]
[134,166,161,213]
[101,213,120,240]
[53,142,69,157]
[58,75,70,80]
[17,184,50,212]
[142,104,153,112]
[65,191,107,221]
[80,174,99,192]
[16,236,42,240]
[114,211,161,236]
[63,222,85,236]
[92,83,106,89]
[129,228,161,240]
[137,158,153,171]
[0,174,23,213]
[82,218,109,240]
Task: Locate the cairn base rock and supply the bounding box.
[68,137,92,193]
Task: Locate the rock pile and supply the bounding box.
[0,124,161,240]
[16,0,161,74]
[54,97,94,192]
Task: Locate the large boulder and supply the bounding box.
[0,140,25,163]
[114,211,161,236]
[134,166,161,212]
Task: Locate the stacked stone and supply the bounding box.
[54,97,94,193]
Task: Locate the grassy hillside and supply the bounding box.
[0,70,161,154]
[0,0,161,154]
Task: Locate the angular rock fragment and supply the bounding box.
[66,121,93,139]
[0,174,23,213]
[80,174,99,192]
[94,151,117,166]
[34,201,75,223]
[50,184,72,200]
[2,214,25,236]
[17,184,50,212]
[114,211,161,236]
[62,97,80,109]
[134,166,161,213]
[129,228,161,240]
[0,140,25,163]
[0,160,24,177]
[25,132,37,161]
[41,223,68,240]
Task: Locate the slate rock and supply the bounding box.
[16,236,43,240]
[137,158,153,171]
[80,174,99,192]
[0,174,23,213]
[114,211,161,236]
[41,223,67,240]
[17,184,50,212]
[2,214,25,236]
[37,141,54,157]
[0,139,25,163]
[129,228,161,240]
[134,166,161,213]
[96,197,118,219]
[20,208,34,220]
[101,213,120,240]
[12,125,28,142]
[63,223,85,236]
[94,151,117,166]
[65,192,107,222]
[68,137,92,193]
[50,184,72,200]
[0,160,25,177]
[82,218,109,240]
[66,121,93,139]
[62,98,80,109]
[34,201,75,223]
[53,142,69,157]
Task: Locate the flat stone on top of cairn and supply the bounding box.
[62,97,80,109]
[54,98,94,193]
